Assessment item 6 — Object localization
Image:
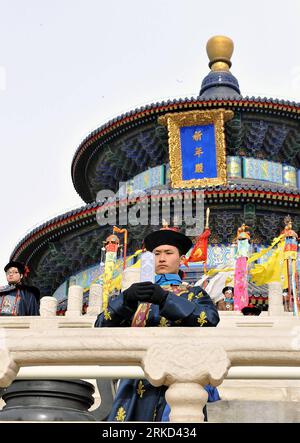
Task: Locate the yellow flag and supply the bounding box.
[250,240,286,286]
[248,234,284,264]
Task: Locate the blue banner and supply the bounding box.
[180,124,217,181]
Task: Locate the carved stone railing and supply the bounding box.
[0,283,298,422]
[1,325,300,422]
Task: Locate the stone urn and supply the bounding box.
[0,379,96,421]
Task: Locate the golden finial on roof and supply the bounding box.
[206,35,234,72]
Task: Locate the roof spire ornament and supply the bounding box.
[206,35,234,72]
[199,35,241,99]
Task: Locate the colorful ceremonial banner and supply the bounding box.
[102,250,118,315]
[234,256,249,311]
[158,109,233,189]
[183,228,211,265]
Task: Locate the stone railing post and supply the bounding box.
[65,285,83,317]
[39,296,58,317]
[268,282,284,316]
[142,343,230,423]
[165,383,208,422]
[86,284,103,316]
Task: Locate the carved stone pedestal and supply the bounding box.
[142,343,230,422]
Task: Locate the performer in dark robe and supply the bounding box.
[94,228,220,421]
[0,261,40,316]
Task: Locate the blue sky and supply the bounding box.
[0,0,299,286]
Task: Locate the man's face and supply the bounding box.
[153,244,181,275]
[224,289,233,298]
[6,267,22,285]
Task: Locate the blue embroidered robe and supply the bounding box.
[0,284,40,316]
[94,274,220,421]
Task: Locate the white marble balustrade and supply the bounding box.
[1,323,300,422]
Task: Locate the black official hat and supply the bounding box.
[4,261,26,274]
[222,286,234,295]
[241,304,262,316]
[144,229,192,256]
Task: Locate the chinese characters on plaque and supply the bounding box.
[158,109,234,189]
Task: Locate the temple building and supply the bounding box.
[9,36,300,312]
